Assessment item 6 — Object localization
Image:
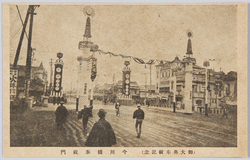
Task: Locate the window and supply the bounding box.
[192,85,197,92]
[177,85,181,91]
[226,84,230,96]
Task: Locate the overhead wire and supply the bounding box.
[10,6,29,43]
[10,6,21,31]
[16,5,29,40]
[10,24,23,44]
[10,5,29,63]
[10,6,24,42]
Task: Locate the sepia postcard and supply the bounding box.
[3,3,247,157]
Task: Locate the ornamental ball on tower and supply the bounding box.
[57,52,63,59]
[124,61,130,66]
[186,29,193,38]
[83,6,95,17]
[203,61,210,67]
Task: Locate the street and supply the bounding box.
[10,101,237,147]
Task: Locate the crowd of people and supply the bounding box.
[55,101,145,147]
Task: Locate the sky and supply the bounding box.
[9,4,238,91]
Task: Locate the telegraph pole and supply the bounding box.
[150,64,152,96]
[144,72,147,106]
[25,5,39,97]
[173,70,176,113]
[49,58,53,95]
[203,61,210,117]
[13,5,30,67]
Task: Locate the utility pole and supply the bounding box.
[13,6,30,67]
[113,74,116,85]
[149,64,152,97]
[203,61,210,117]
[49,58,53,95]
[209,70,212,109]
[173,70,176,113]
[25,5,39,97]
[144,72,147,105]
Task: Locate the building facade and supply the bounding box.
[155,34,236,113]
[10,63,48,102]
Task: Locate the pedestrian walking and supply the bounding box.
[85,109,116,147]
[89,104,93,117]
[55,101,68,130]
[220,101,228,119]
[146,99,150,107]
[115,102,120,117]
[78,105,91,134]
[133,105,145,138]
[53,97,56,105]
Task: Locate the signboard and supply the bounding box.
[53,63,63,94]
[91,58,97,81]
[10,68,18,99]
[122,71,130,96]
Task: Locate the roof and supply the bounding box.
[95,83,113,91]
[139,85,155,91]
[11,63,45,71]
[116,80,140,89]
[193,64,205,70]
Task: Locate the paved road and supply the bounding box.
[10,102,237,147]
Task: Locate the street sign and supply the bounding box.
[10,68,18,99]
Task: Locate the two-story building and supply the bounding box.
[155,34,233,113]
[10,62,48,102]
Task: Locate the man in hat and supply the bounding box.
[85,109,116,147]
[133,105,145,138]
[78,105,91,134]
[55,100,68,130]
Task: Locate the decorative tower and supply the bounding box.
[182,31,196,114]
[122,61,131,98]
[52,52,64,104]
[118,60,134,106]
[76,6,98,111]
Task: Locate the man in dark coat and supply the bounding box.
[85,109,116,147]
[78,105,91,134]
[115,102,120,117]
[55,101,68,130]
[133,105,145,138]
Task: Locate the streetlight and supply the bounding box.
[203,61,210,117]
[172,69,177,113]
[215,81,221,109]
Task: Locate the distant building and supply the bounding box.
[155,34,237,113]
[93,81,140,104]
[222,71,237,105]
[115,80,140,97]
[10,63,48,102]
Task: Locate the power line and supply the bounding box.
[16,5,29,40]
[10,24,22,43]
